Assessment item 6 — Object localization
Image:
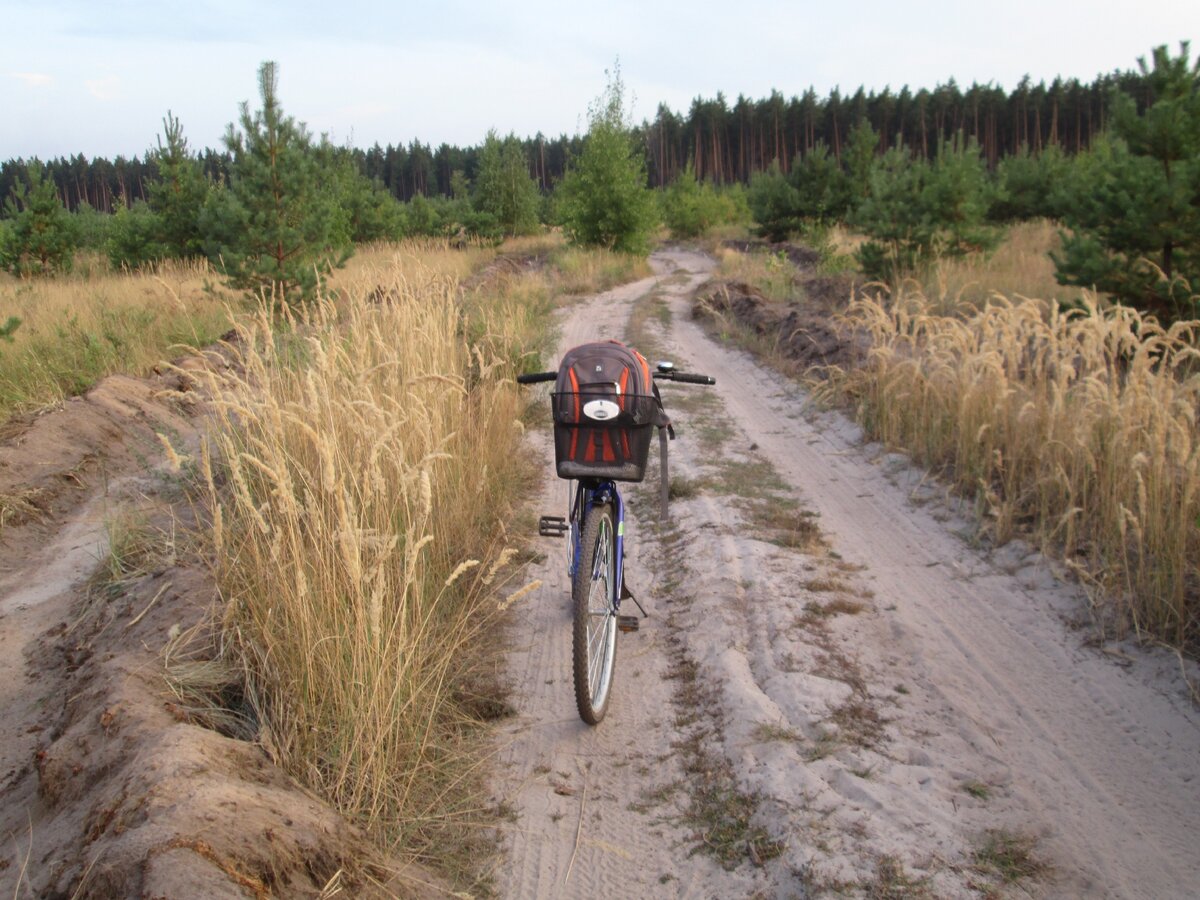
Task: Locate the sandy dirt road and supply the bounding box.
[492,249,1200,899]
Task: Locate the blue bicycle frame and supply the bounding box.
[568,480,625,608]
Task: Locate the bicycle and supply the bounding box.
[518,341,715,724]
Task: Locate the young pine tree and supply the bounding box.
[844,119,880,206]
[852,134,996,283]
[747,160,803,242]
[106,198,168,270]
[72,202,111,251]
[557,65,659,255]
[404,194,441,237]
[922,134,999,259]
[0,163,79,276]
[205,62,350,303]
[1053,43,1200,321]
[661,163,729,238]
[990,144,1069,222]
[148,112,209,258]
[473,130,540,236]
[851,144,933,281]
[111,114,212,270]
[747,142,852,242]
[789,142,852,224]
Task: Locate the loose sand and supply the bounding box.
[492,249,1200,899]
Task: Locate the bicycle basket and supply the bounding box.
[552,391,657,481]
[552,341,661,482]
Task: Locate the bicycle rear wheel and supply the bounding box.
[572,503,618,724]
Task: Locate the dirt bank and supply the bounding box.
[0,358,433,898]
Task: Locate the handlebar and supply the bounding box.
[518,365,713,522]
[516,371,716,386]
[657,371,716,385]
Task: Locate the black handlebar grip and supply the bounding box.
[516,371,557,384]
[672,373,716,385]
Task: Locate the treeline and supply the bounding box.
[0,60,1169,212]
[0,139,565,215]
[740,43,1200,322]
[0,152,230,215]
[643,72,1148,187]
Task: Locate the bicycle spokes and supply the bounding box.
[587,522,614,690]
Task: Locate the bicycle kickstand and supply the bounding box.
[620,578,649,619]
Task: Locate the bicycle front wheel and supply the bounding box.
[572,503,618,724]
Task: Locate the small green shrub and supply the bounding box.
[661,164,731,238]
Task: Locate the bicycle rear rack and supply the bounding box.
[538,515,569,537]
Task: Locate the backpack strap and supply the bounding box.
[652,381,675,440]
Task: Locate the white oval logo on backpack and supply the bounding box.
[583,399,620,421]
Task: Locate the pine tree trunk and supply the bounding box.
[774,109,781,166]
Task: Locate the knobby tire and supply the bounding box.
[572,503,617,725]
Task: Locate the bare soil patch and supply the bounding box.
[696,239,863,373]
[694,280,857,372]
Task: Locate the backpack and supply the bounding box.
[552,341,666,482]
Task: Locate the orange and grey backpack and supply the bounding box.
[552,341,669,482]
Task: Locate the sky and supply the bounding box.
[3,0,1199,161]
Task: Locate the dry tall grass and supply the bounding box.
[332,238,496,288]
[196,247,559,881]
[547,243,652,294]
[715,246,800,302]
[823,290,1200,646]
[0,257,233,419]
[920,220,1091,312]
[341,233,651,298]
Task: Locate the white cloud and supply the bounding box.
[10,72,53,87]
[85,75,120,101]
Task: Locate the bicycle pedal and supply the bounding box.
[538,515,569,537]
[617,615,640,633]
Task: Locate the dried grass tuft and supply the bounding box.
[200,251,539,871]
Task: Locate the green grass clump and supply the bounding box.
[972,829,1047,885]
